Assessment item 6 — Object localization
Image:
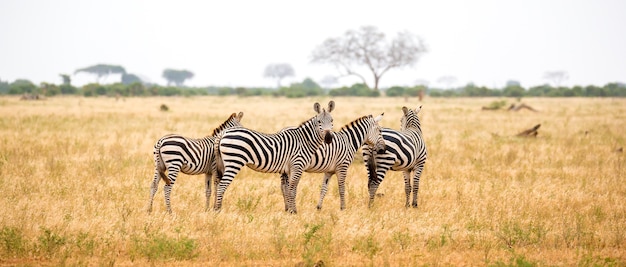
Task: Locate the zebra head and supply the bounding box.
[211,112,244,137]
[313,100,335,144]
[401,106,422,131]
[368,113,386,154]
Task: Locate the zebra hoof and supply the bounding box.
[316,206,322,210]
[288,209,297,214]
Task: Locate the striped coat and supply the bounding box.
[362,106,427,208]
[280,114,386,210]
[148,112,244,213]
[214,101,335,213]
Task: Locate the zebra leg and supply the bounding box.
[287,169,304,214]
[213,164,241,211]
[337,166,348,210]
[204,173,212,211]
[147,169,161,213]
[411,164,425,208]
[280,173,289,211]
[316,173,332,210]
[403,171,412,208]
[164,167,180,214]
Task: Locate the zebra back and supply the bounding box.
[214,101,335,213]
[362,106,427,207]
[307,114,384,172]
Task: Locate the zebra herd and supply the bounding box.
[147,101,427,214]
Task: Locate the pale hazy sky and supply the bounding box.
[1,0,625,88]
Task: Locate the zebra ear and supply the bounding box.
[374,113,384,122]
[402,106,409,115]
[327,100,335,113]
[237,112,244,121]
[415,106,422,114]
[314,102,321,114]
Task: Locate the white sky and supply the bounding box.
[1,0,625,88]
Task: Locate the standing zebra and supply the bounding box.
[279,113,386,210]
[362,106,427,208]
[148,112,244,214]
[214,101,335,213]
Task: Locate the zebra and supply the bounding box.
[147,112,244,214]
[362,106,427,208]
[279,113,386,210]
[214,101,335,213]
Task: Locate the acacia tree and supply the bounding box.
[263,63,295,88]
[311,25,427,91]
[74,64,126,83]
[59,74,71,85]
[543,71,569,87]
[121,73,142,85]
[162,69,194,86]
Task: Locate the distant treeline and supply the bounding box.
[1,78,625,98]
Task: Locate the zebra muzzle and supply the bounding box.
[376,143,386,154]
[324,131,333,144]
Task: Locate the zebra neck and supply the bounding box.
[293,118,325,153]
[403,128,422,138]
[337,121,367,152]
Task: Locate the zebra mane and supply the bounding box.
[294,116,317,128]
[211,113,242,137]
[338,115,371,132]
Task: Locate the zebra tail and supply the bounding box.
[214,134,225,180]
[154,139,170,185]
[366,151,377,188]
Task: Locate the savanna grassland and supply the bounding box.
[0,96,625,266]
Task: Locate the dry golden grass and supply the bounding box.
[0,96,624,266]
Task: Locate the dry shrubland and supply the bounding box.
[0,96,624,266]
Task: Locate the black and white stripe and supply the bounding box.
[362,106,427,208]
[148,112,244,213]
[280,114,386,210]
[214,101,335,213]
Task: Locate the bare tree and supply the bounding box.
[310,25,427,91]
[263,63,295,88]
[543,71,569,87]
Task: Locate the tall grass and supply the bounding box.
[0,96,624,265]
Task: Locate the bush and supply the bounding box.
[131,234,198,261]
[385,86,405,97]
[8,79,37,95]
[0,226,28,258]
[329,83,379,97]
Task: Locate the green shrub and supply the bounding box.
[0,226,28,258]
[131,234,198,261]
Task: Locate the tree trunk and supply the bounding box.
[373,75,380,91]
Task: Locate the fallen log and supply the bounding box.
[516,124,541,137]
